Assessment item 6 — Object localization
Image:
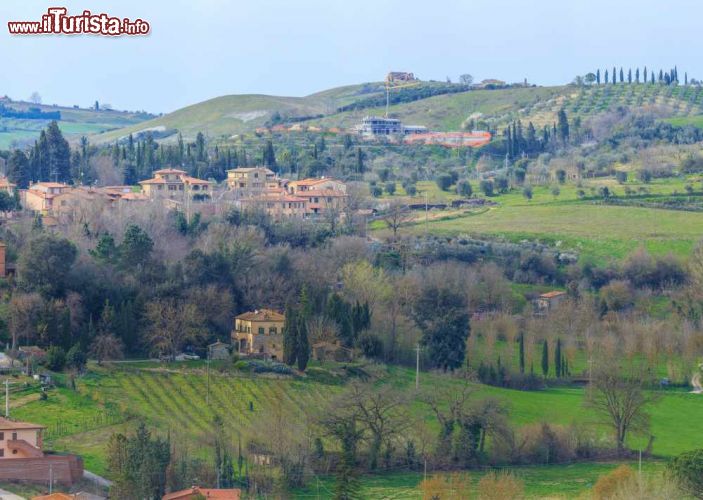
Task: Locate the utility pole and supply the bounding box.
[206,348,210,406]
[424,191,429,237]
[415,343,421,390]
[4,379,9,418]
[49,464,53,494]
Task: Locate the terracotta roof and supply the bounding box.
[154,168,187,175]
[0,417,45,430]
[227,167,275,174]
[296,189,347,198]
[0,178,16,188]
[32,494,75,500]
[32,182,67,188]
[288,178,341,187]
[183,176,211,185]
[235,309,285,322]
[138,178,169,185]
[539,291,566,299]
[162,487,241,500]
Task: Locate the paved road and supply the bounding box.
[84,469,113,488]
[0,489,25,500]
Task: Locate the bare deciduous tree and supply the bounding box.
[586,359,660,455]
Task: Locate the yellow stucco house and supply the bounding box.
[226,167,278,197]
[232,309,285,360]
[139,169,211,200]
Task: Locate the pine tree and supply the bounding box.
[541,340,549,377]
[554,338,562,378]
[282,307,298,366]
[296,315,310,371]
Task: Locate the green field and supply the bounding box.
[9,362,703,486]
[292,461,665,499]
[373,177,703,263]
[0,101,152,148]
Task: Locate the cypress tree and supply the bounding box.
[627,68,632,84]
[296,315,310,371]
[613,67,617,84]
[651,72,655,84]
[518,333,525,374]
[644,66,648,83]
[282,307,298,366]
[596,69,601,85]
[635,68,640,83]
[605,69,609,85]
[620,67,624,83]
[541,340,549,377]
[554,339,562,378]
[557,108,569,143]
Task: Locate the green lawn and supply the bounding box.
[292,461,665,499]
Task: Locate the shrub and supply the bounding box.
[480,180,494,196]
[615,171,628,184]
[522,186,533,201]
[592,465,635,500]
[45,346,66,372]
[598,280,633,312]
[476,471,524,500]
[66,344,86,371]
[358,332,384,359]
[420,473,472,500]
[669,448,703,497]
[456,179,472,197]
[370,185,383,197]
[555,169,567,184]
[405,184,417,196]
[384,182,396,195]
[436,173,453,191]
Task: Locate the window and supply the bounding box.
[0,432,4,440]
[0,449,4,457]
[11,433,16,441]
[258,327,265,335]
[269,327,277,334]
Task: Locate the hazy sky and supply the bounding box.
[1,0,701,113]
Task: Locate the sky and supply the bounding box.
[1,0,701,113]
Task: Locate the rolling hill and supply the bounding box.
[0,99,154,149]
[90,82,703,144]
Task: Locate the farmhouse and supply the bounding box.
[533,290,567,315]
[386,71,417,84]
[139,169,212,200]
[0,417,83,486]
[232,309,285,360]
[207,340,231,360]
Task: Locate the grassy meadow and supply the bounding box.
[371,176,703,263]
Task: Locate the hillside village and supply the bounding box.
[0,60,702,499]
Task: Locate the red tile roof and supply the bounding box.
[235,309,285,322]
[162,487,241,500]
[539,291,566,299]
[0,417,45,430]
